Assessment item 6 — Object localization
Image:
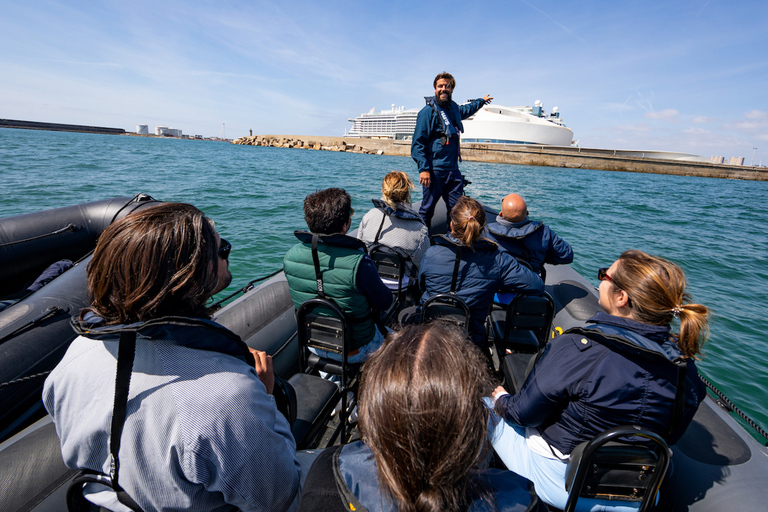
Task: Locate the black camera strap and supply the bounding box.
[107,330,144,512]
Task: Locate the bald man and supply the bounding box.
[486,194,573,275]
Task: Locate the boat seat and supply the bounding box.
[564,425,671,512]
[297,297,361,445]
[367,243,410,325]
[419,293,471,334]
[288,372,340,451]
[489,292,554,393]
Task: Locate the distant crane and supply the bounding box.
[751,147,757,166]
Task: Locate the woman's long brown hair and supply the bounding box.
[357,323,494,512]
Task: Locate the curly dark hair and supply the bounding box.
[303,187,352,234]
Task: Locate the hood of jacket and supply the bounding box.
[583,312,683,363]
[293,230,367,251]
[371,198,425,224]
[488,216,543,239]
[432,233,499,252]
[71,312,254,365]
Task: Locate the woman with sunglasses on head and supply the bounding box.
[488,250,709,512]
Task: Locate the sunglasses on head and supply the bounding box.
[218,238,232,260]
[597,267,612,282]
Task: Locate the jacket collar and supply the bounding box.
[433,233,498,251]
[371,198,425,224]
[71,312,254,365]
[488,216,542,238]
[293,230,367,251]
[585,312,682,362]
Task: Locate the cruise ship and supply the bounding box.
[346,105,419,141]
[346,100,573,146]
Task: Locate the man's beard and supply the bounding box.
[436,92,452,107]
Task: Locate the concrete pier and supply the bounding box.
[233,135,768,182]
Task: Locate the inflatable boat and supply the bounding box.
[1,195,767,511]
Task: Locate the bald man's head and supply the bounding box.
[501,194,528,223]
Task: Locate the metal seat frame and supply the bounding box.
[564,425,671,512]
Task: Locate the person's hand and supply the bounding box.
[249,348,274,395]
[482,94,493,104]
[420,171,431,188]
[492,385,508,402]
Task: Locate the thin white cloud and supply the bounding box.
[744,110,767,120]
[644,109,680,120]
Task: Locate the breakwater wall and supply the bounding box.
[233,135,768,182]
[0,119,125,135]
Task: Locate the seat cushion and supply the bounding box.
[288,373,340,449]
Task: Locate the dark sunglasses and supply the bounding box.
[597,267,613,282]
[218,238,232,260]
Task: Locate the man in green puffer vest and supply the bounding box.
[284,188,392,363]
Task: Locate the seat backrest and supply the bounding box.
[297,297,349,365]
[503,292,555,350]
[420,293,471,334]
[564,425,671,512]
[368,243,408,289]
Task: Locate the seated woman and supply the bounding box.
[489,250,709,511]
[298,322,544,512]
[404,196,543,347]
[357,170,430,287]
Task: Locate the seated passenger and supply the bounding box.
[357,170,430,286]
[402,196,543,347]
[284,187,392,363]
[43,203,300,512]
[487,193,573,275]
[489,250,709,511]
[298,322,545,512]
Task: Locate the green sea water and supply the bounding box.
[2,127,767,438]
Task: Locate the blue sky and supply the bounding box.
[2,0,766,163]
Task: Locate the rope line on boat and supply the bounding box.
[700,374,768,445]
[0,371,52,389]
[0,306,68,346]
[0,224,79,248]
[209,268,283,311]
[272,331,297,359]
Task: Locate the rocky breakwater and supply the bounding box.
[232,135,385,155]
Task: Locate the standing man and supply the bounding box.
[411,72,492,227]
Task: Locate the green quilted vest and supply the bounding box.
[284,237,376,348]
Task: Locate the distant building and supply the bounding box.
[136,124,149,135]
[154,126,183,137]
[710,156,725,164]
[729,157,745,165]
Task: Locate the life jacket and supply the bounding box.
[425,96,462,146]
